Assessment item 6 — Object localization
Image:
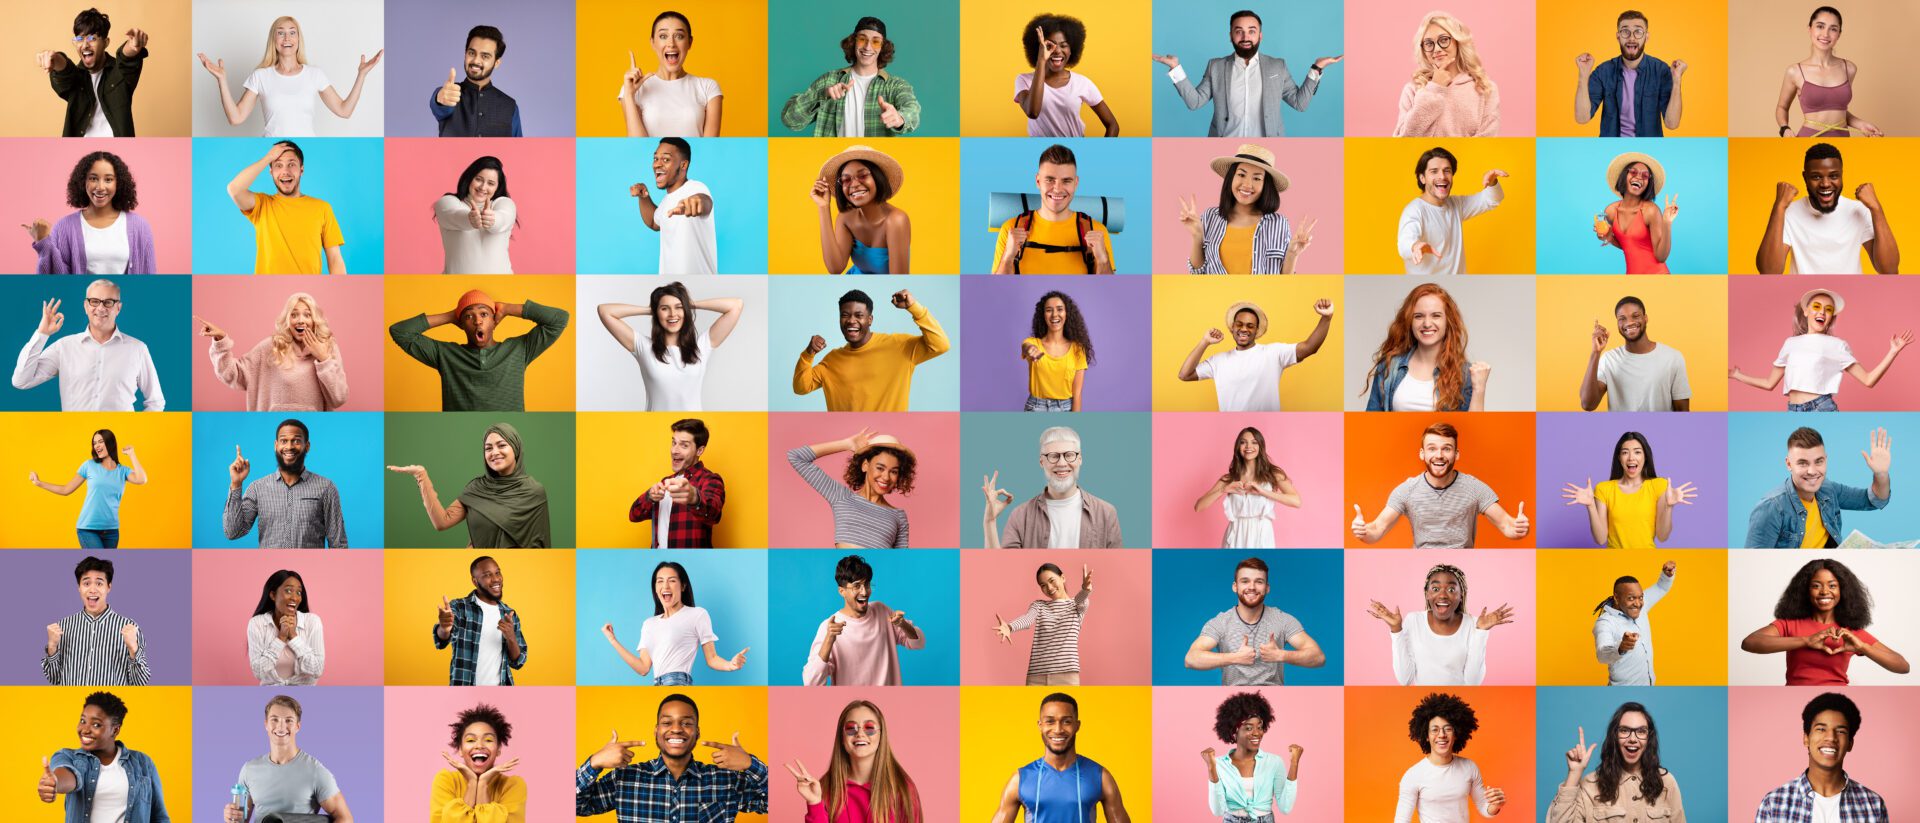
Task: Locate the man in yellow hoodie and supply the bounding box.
[793,288,948,411]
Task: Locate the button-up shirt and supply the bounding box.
[1224,56,1265,138]
[1000,487,1124,548]
[223,469,347,548]
[42,607,150,686]
[12,327,165,411]
[49,744,170,823]
[1755,771,1888,823]
[628,461,726,548]
[779,68,921,137]
[432,590,527,686]
[1585,54,1673,137]
[1745,477,1889,548]
[575,755,769,823]
[1593,570,1673,685]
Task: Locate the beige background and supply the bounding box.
[1727,0,1920,136]
[0,0,194,137]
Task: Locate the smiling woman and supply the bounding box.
[434,703,525,822]
[197,292,349,412]
[787,428,915,549]
[246,570,324,686]
[26,151,157,274]
[1547,702,1685,822]
[195,15,383,138]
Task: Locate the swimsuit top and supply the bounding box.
[847,238,889,275]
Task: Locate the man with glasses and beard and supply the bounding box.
[1757,143,1900,275]
[1364,563,1516,686]
[981,426,1123,548]
[1151,10,1341,137]
[1184,557,1326,685]
[1352,422,1529,549]
[990,693,1133,823]
[12,279,164,411]
[223,418,347,548]
[1574,10,1686,136]
[1579,296,1692,412]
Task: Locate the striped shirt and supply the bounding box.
[787,446,909,548]
[1190,208,1292,274]
[42,607,150,686]
[1385,472,1498,549]
[1755,772,1887,823]
[1010,587,1091,677]
[223,470,348,548]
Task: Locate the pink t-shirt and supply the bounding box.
[800,602,925,686]
[1014,71,1102,137]
[1772,618,1877,685]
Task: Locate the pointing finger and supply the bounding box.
[732,731,741,745]
[1578,726,1586,748]
[629,50,636,70]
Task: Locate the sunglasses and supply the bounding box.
[842,721,879,738]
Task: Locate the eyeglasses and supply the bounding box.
[1420,35,1453,53]
[1615,726,1650,740]
[72,35,100,44]
[842,721,879,738]
[83,298,121,309]
[1041,451,1081,465]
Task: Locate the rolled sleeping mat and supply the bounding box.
[986,192,1125,233]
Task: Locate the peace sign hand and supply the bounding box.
[1177,195,1202,239]
[1290,217,1317,253]
[1662,194,1680,223]
[786,760,823,805]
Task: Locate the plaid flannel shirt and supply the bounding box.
[628,461,726,548]
[575,755,768,823]
[779,68,920,136]
[431,590,528,686]
[1754,772,1888,823]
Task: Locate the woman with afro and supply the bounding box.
[1200,691,1302,819]
[1740,557,1909,685]
[1393,691,1507,821]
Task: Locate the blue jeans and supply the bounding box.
[653,670,693,686]
[1788,394,1839,412]
[77,529,120,549]
[1224,815,1275,823]
[1025,395,1072,412]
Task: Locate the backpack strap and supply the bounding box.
[1011,208,1037,275]
[1074,211,1095,273]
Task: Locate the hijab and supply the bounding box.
[457,423,551,548]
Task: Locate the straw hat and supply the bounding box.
[1799,289,1844,314]
[859,433,915,461]
[1224,302,1269,339]
[819,145,905,194]
[1209,144,1290,192]
[1604,152,1666,196]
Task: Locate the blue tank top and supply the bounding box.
[1018,755,1104,823]
[847,238,889,274]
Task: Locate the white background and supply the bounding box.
[1727,550,1920,686]
[573,274,770,411]
[191,0,386,137]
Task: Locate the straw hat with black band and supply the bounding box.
[1223,301,1269,339]
[1209,144,1290,192]
[1604,152,1666,197]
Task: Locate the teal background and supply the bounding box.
[766,549,960,686]
[1534,687,1730,822]
[573,138,770,274]
[766,2,961,137]
[382,411,577,548]
[191,138,387,274]
[959,138,1155,274]
[1150,1,1347,137]
[192,412,387,548]
[958,412,1153,548]
[575,549,769,686]
[1535,138,1729,274]
[0,276,192,412]
[765,275,963,412]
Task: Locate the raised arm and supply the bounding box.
[595,302,647,355]
[1178,329,1223,382]
[318,50,383,118]
[1294,300,1335,362]
[694,297,745,348]
[1757,183,1798,273]
[1729,364,1785,392]
[196,53,256,126]
[228,143,294,213]
[1857,183,1900,273]
[1662,60,1685,130]
[1579,322,1610,411]
[600,623,653,677]
[1573,53,1597,124]
[123,447,147,485]
[28,470,85,496]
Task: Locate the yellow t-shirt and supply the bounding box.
[1802,497,1828,548]
[1023,337,1088,400]
[993,213,1116,274]
[792,302,950,411]
[1219,224,1257,275]
[1595,477,1668,549]
[246,193,344,274]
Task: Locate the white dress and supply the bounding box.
[1221,483,1277,548]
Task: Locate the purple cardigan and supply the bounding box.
[31,211,157,274]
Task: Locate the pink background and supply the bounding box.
[382,686,579,822]
[1726,687,1920,819]
[1150,138,1348,273]
[189,275,388,410]
[1727,276,1920,410]
[1341,0,1539,136]
[958,549,1153,685]
[766,686,961,823]
[0,138,194,274]
[1151,412,1346,549]
[1150,686,1346,821]
[766,413,961,549]
[1343,550,1538,685]
[190,550,386,685]
[381,138,576,275]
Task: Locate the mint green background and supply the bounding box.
[383,412,577,548]
[765,2,961,136]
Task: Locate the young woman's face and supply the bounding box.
[654,568,685,609]
[1043,30,1071,70]
[1042,297,1067,331]
[1614,710,1650,765]
[1810,11,1841,49]
[656,295,686,333]
[271,576,304,615]
[286,300,315,337]
[652,18,692,68]
[1809,568,1841,613]
[838,162,878,208]
[1802,294,1837,334]
[1421,22,1457,70]
[77,705,118,755]
[459,721,500,773]
[1618,440,1645,479]
[862,451,901,495]
[1409,294,1449,347]
[92,433,109,459]
[272,21,301,59]
[84,160,117,210]
[1237,431,1262,461]
[482,431,518,475]
[467,168,500,202]
[1036,569,1066,599]
[1230,165,1267,206]
[1234,715,1267,751]
[1623,163,1652,199]
[840,705,882,761]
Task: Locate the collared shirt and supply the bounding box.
[1755,771,1887,823]
[223,470,347,548]
[43,607,150,686]
[1224,55,1264,137]
[1745,477,1889,548]
[575,755,769,823]
[1000,487,1124,548]
[628,461,725,548]
[1585,54,1673,137]
[13,328,165,411]
[780,67,921,137]
[1593,570,1673,685]
[49,744,170,823]
[432,590,528,686]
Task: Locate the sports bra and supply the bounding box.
[1796,63,1853,113]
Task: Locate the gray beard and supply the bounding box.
[1046,475,1078,497]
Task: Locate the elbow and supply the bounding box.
[1182,653,1201,670]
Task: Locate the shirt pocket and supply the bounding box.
[694,799,734,823]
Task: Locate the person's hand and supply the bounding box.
[1199,747,1220,782]
[1469,360,1492,388]
[600,622,618,643]
[1591,319,1609,353]
[1022,341,1042,361]
[888,610,910,632]
[1593,214,1612,243]
[1430,63,1454,88]
[1485,785,1507,815]
[439,749,477,783]
[387,464,429,484]
[1890,330,1913,354]
[437,595,455,633]
[120,622,139,654]
[497,614,515,638]
[890,289,914,310]
[1202,328,1225,346]
[1081,563,1093,590]
[1407,241,1437,265]
[1288,743,1305,763]
[472,199,498,231]
[467,197,486,229]
[224,800,246,822]
[823,617,846,645]
[35,51,68,73]
[1663,560,1677,577]
[1152,54,1180,70]
[21,218,51,242]
[46,623,62,654]
[1838,627,1872,654]
[1003,226,1030,262]
[1856,183,1882,211]
[1775,182,1800,206]
[847,426,876,455]
[806,335,826,356]
[483,757,520,794]
[1662,481,1697,508]
[878,96,905,129]
[1617,631,1639,653]
[195,52,224,81]
[622,51,648,99]
[666,476,694,504]
[37,298,64,337]
[1475,603,1515,631]
[1508,501,1529,538]
[1177,194,1202,240]
[1858,120,1884,137]
[1290,216,1317,254]
[666,195,709,218]
[1482,169,1509,188]
[1351,504,1369,540]
[825,80,851,100]
[587,730,647,770]
[810,178,832,208]
[1574,52,1594,75]
[1670,59,1687,79]
[229,445,250,486]
[120,446,134,459]
[786,760,824,805]
[1037,26,1063,64]
[118,28,149,59]
[357,49,383,75]
[194,315,227,341]
[1565,727,1597,776]
[983,471,1013,519]
[1803,626,1842,653]
[437,68,462,107]
[1257,632,1285,663]
[261,141,295,166]
[1863,427,1892,475]
[703,733,751,771]
[1313,54,1343,70]
[1662,194,1680,223]
[1562,478,1595,507]
[630,183,653,202]
[727,647,748,669]
[1311,298,1335,318]
[1084,230,1109,268]
[295,324,331,361]
[277,612,297,642]
[993,613,1012,643]
[39,758,59,803]
[1226,634,1258,665]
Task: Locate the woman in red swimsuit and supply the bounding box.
[1593,152,1678,274]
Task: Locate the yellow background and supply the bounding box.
[382,275,579,412]
[0,0,195,137]
[382,549,577,685]
[1532,0,1730,137]
[575,686,770,823]
[575,412,769,547]
[1534,549,1728,685]
[0,687,193,818]
[957,0,1153,136]
[1727,137,1916,274]
[573,0,769,137]
[766,137,962,274]
[1150,275,1346,411]
[1532,276,1730,410]
[0,413,193,549]
[959,686,1155,821]
[1342,138,1537,274]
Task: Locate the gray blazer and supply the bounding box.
[1172,53,1321,137]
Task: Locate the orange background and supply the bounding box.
[1343,412,1537,548]
[1344,686,1536,818]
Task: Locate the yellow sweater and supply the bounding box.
[793,302,950,411]
[431,770,526,823]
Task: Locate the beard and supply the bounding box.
[277,453,306,475]
[1046,474,1078,497]
[1234,42,1259,59]
[1812,193,1839,215]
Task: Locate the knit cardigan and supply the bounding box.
[32,211,158,274]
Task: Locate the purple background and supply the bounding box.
[382,0,578,137]
[958,277,1152,411]
[1532,413,1730,548]
[0,551,193,685]
[192,686,386,823]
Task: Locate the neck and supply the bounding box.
[1427,752,1454,766]
[1814,609,1835,624]
[1236,53,1258,65]
[1409,342,1441,365]
[1798,485,1819,502]
[1423,469,1458,488]
[1624,335,1656,354]
[470,75,492,89]
[85,606,108,618]
[656,65,687,81]
[1043,750,1078,770]
[1620,473,1642,486]
[82,204,118,222]
[851,63,879,77]
[87,323,116,344]
[100,458,118,470]
[1623,54,1644,70]
[1043,329,1066,344]
[1039,203,1071,222]
[1810,48,1836,65]
[664,176,686,194]
[1232,743,1259,761]
[475,591,498,606]
[854,201,890,220]
[94,744,118,766]
[840,606,864,620]
[1235,601,1266,623]
[661,602,683,618]
[1807,762,1846,796]
[859,486,887,504]
[1231,202,1263,220]
[849,756,876,783]
[278,467,302,486]
[276,56,300,72]
[1429,608,1463,629]
[1621,192,1647,208]
[268,741,299,764]
[1421,191,1448,206]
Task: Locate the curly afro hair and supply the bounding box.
[1021,14,1087,68]
[1212,691,1275,745]
[66,151,138,212]
[448,703,513,750]
[1408,692,1478,754]
[1774,558,1873,629]
[843,445,916,495]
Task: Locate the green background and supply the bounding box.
[766,1,961,136]
[383,412,578,548]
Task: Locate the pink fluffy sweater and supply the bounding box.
[210,336,349,411]
[1393,72,1501,137]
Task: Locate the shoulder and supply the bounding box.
[693,74,723,93]
[680,180,713,197]
[1458,472,1495,492]
[996,216,1019,232]
[1078,487,1118,513]
[53,212,88,233]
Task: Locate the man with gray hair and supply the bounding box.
[980,425,1123,548]
[13,279,164,411]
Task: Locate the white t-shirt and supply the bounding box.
[1391,373,1437,411]
[1596,343,1691,411]
[243,64,331,137]
[615,74,722,137]
[82,212,131,275]
[1196,341,1300,412]
[85,70,113,137]
[1014,71,1103,137]
[474,600,503,687]
[1774,334,1856,395]
[657,179,718,274]
[93,756,130,823]
[1783,197,1874,274]
[1390,612,1489,686]
[1397,191,1500,275]
[1811,790,1843,823]
[632,329,711,411]
[841,72,876,137]
[1045,491,1082,549]
[638,605,719,678]
[1393,756,1492,823]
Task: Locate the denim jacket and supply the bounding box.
[1365,352,1474,411]
[1745,477,1889,548]
[50,743,170,823]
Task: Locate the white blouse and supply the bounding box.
[246,610,326,686]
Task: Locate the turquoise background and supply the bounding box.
[1725,412,1920,545]
[191,138,387,274]
[192,412,387,548]
[766,549,961,686]
[1151,549,1346,685]
[958,412,1153,548]
[766,2,961,137]
[0,276,192,411]
[1150,0,1347,137]
[1534,138,1729,274]
[574,137,770,274]
[1534,687,1730,822]
[574,549,769,686]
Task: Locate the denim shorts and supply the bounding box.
[1788,394,1839,412]
[77,529,120,549]
[1025,395,1072,412]
[653,670,693,686]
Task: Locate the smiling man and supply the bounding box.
[983,425,1123,549]
[1592,560,1676,685]
[13,279,164,411]
[1352,422,1530,549]
[43,556,149,687]
[1364,563,1516,686]
[433,556,528,686]
[576,693,768,823]
[1757,143,1900,274]
[432,25,521,137]
[780,16,921,137]
[1397,146,1508,275]
[631,137,716,274]
[226,140,345,274]
[801,555,925,686]
[1177,299,1334,412]
[1152,9,1341,137]
[223,695,354,823]
[1184,557,1326,685]
[1745,426,1891,548]
[1574,10,1686,136]
[1579,296,1692,412]
[793,288,948,412]
[990,692,1133,823]
[1755,692,1888,823]
[223,418,347,548]
[388,287,570,412]
[39,8,149,136]
[993,144,1116,274]
[628,418,726,548]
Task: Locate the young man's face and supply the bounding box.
[838,300,873,347]
[464,37,501,83]
[851,29,885,70]
[458,304,497,347]
[1803,157,1845,214]
[275,425,309,474]
[1420,157,1455,202]
[1614,579,1647,619]
[78,570,110,616]
[264,704,301,745]
[1230,310,1260,350]
[1424,571,1461,621]
[1233,567,1269,609]
[1804,709,1854,771]
[654,700,699,760]
[1035,161,1078,211]
[838,577,872,616]
[1615,303,1647,343]
[1616,17,1648,60]
[1786,445,1827,497]
[270,150,304,196]
[1037,701,1079,755]
[669,431,703,472]
[1229,16,1262,58]
[651,144,688,189]
[471,558,505,602]
[84,281,122,332]
[1426,715,1455,756]
[74,26,105,70]
[1418,434,1458,478]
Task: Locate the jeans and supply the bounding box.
[1224,815,1275,823]
[1024,395,1072,412]
[654,670,693,686]
[77,529,120,549]
[1788,394,1839,412]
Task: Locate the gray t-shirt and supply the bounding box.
[237,750,340,816]
[1386,472,1499,548]
[1201,606,1306,685]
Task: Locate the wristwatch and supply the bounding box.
[1779,125,1791,137]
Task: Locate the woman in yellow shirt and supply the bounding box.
[1561,432,1698,549]
[1020,290,1095,411]
[432,703,526,823]
[1179,144,1316,274]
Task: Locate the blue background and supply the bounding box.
[574,138,770,274]
[191,138,388,275]
[766,549,960,686]
[1534,686,1729,822]
[1534,138,1729,274]
[765,274,962,411]
[1149,0,1347,137]
[574,549,768,686]
[1725,412,1920,545]
[190,412,387,548]
[957,412,1153,547]
[0,276,192,411]
[1150,549,1345,685]
[958,138,1155,274]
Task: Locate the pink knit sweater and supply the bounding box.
[1393,73,1501,137]
[210,337,350,411]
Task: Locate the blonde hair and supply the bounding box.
[256,16,308,69]
[822,701,920,823]
[1411,12,1493,96]
[270,292,334,368]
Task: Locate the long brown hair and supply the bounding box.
[1223,427,1287,488]
[823,700,920,823]
[1364,283,1469,411]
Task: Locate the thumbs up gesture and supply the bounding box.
[1228,634,1258,665]
[38,757,58,802]
[437,68,463,107]
[475,197,496,230]
[1351,504,1371,541]
[878,96,905,129]
[1507,501,1530,538]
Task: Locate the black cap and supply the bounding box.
[854,16,887,38]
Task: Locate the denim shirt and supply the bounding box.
[1585,55,1673,137]
[1365,352,1474,411]
[1745,477,1889,548]
[50,743,170,823]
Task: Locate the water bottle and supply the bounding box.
[230,784,248,821]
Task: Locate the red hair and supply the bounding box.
[1365,283,1469,411]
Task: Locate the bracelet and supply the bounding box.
[1779,125,1790,137]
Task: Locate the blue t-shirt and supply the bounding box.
[1018,755,1106,823]
[76,460,131,530]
